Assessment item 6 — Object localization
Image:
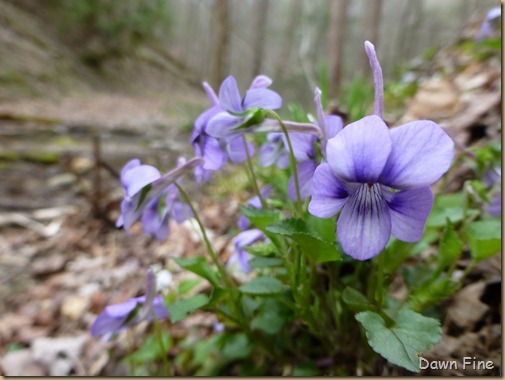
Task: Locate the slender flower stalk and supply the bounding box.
[314,88,328,160]
[242,136,267,209]
[174,183,248,327]
[174,183,228,280]
[266,110,302,211]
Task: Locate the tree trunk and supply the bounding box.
[275,0,303,80]
[327,0,348,98]
[211,0,231,88]
[251,0,270,78]
[360,0,383,74]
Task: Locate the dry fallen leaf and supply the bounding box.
[31,335,88,376]
[0,349,46,376]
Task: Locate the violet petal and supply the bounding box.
[243,88,282,110]
[327,115,391,184]
[123,165,161,198]
[385,186,434,242]
[218,76,243,112]
[288,160,317,200]
[249,75,273,89]
[337,184,391,260]
[206,112,244,138]
[308,163,349,218]
[379,120,454,189]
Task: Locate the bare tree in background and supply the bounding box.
[211,0,230,87]
[275,0,303,80]
[398,1,422,62]
[251,0,270,78]
[360,0,383,74]
[327,0,348,99]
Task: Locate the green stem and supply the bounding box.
[266,111,302,215]
[375,252,386,308]
[175,183,228,282]
[152,316,172,375]
[126,331,137,375]
[461,260,477,279]
[174,183,246,324]
[242,135,267,209]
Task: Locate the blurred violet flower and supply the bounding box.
[486,191,501,217]
[286,88,343,200]
[237,185,272,230]
[475,7,501,41]
[213,320,225,333]
[192,81,254,183]
[90,269,168,340]
[228,229,265,273]
[206,75,282,139]
[258,133,290,169]
[483,168,501,217]
[141,184,192,240]
[308,41,454,261]
[116,157,202,232]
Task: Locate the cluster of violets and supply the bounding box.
[91,41,458,339]
[475,7,501,42]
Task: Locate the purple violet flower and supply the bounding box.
[141,184,193,240]
[237,185,272,230]
[206,75,282,139]
[116,157,202,232]
[258,133,290,169]
[227,228,265,273]
[192,81,255,183]
[213,320,225,333]
[286,88,343,200]
[192,82,229,183]
[308,41,454,261]
[483,168,501,217]
[90,269,168,340]
[475,7,501,41]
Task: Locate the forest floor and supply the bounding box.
[0,2,501,375]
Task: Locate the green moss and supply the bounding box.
[24,151,60,164]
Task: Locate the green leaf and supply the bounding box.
[292,362,318,376]
[243,243,277,257]
[242,296,260,316]
[168,294,209,323]
[207,287,227,308]
[240,206,282,231]
[342,287,372,312]
[267,218,340,263]
[467,220,501,262]
[408,275,460,312]
[239,276,284,295]
[437,221,463,271]
[174,257,220,287]
[426,192,477,227]
[124,334,172,364]
[220,333,252,360]
[251,299,288,334]
[306,214,336,243]
[248,256,284,268]
[240,206,283,247]
[467,180,489,203]
[356,309,441,372]
[178,278,202,295]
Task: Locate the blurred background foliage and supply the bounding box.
[0,0,499,109]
